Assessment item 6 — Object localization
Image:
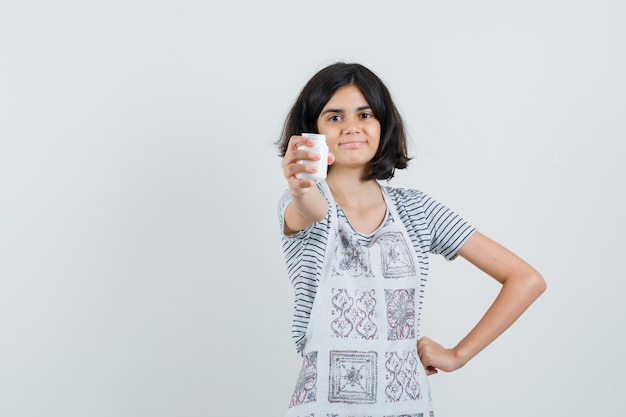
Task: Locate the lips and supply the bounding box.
[339,141,366,148]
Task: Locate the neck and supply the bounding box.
[325,169,381,209]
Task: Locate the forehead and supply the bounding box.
[323,85,370,110]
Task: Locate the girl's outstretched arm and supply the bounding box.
[417,231,546,375]
[281,135,335,235]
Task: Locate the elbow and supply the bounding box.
[505,267,546,300]
[527,270,547,299]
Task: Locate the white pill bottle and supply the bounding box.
[295,133,328,180]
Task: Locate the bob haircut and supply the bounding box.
[277,62,411,181]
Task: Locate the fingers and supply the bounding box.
[417,337,442,375]
[282,155,320,180]
[285,135,315,159]
[281,135,322,181]
[425,366,439,376]
[417,337,434,373]
[417,336,464,374]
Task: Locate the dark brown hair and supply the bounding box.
[277,62,411,181]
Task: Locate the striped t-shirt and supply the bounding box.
[277,183,476,355]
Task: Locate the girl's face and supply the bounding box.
[316,85,381,173]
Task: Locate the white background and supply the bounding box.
[1,1,624,416]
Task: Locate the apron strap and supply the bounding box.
[318,180,338,230]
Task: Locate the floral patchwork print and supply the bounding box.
[326,415,374,417]
[324,414,426,417]
[384,414,426,417]
[385,289,416,340]
[326,415,373,417]
[384,350,422,403]
[374,232,416,279]
[332,229,373,278]
[329,350,377,404]
[331,289,378,340]
[322,414,428,417]
[290,351,318,408]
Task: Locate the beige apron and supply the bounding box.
[286,182,435,417]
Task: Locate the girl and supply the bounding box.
[277,62,546,417]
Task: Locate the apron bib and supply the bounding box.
[286,182,434,417]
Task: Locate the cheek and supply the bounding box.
[317,124,338,137]
[367,125,382,141]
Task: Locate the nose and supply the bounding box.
[343,115,361,134]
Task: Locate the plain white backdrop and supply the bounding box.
[1,1,624,416]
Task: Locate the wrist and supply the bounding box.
[451,345,472,369]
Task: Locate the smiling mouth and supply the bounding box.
[339,141,366,148]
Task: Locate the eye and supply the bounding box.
[360,112,374,119]
[328,114,342,122]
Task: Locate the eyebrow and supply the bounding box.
[321,105,372,114]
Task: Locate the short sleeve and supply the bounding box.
[277,190,308,239]
[420,193,476,260]
[385,186,476,262]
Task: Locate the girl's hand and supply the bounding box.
[281,135,334,196]
[417,336,465,376]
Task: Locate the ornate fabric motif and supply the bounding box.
[384,414,425,417]
[384,350,422,403]
[374,232,416,279]
[290,351,318,408]
[330,289,378,340]
[324,415,426,417]
[385,289,415,340]
[329,350,377,404]
[327,415,374,417]
[332,230,373,278]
